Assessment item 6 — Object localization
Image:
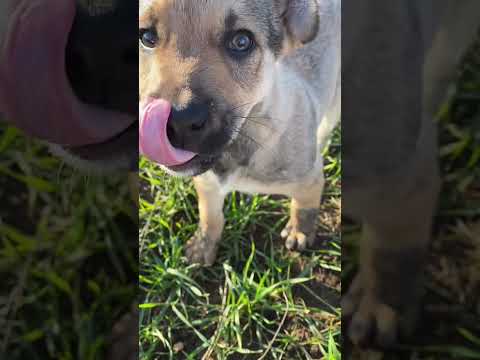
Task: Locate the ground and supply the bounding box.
[139,128,342,360]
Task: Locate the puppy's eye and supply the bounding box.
[139,28,158,49]
[226,30,255,55]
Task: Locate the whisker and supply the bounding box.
[233,130,283,165]
[231,129,264,150]
[228,102,254,113]
[231,116,274,130]
[229,125,284,164]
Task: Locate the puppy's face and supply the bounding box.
[52,0,138,172]
[0,0,138,173]
[139,0,318,176]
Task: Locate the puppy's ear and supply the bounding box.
[281,0,319,45]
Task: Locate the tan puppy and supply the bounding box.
[139,0,340,265]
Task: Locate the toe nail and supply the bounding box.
[296,233,307,250]
[285,237,296,250]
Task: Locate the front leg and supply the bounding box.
[343,222,429,347]
[107,305,138,360]
[343,177,439,347]
[185,175,225,266]
[281,177,324,251]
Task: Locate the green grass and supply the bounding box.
[139,129,341,359]
[0,127,137,359]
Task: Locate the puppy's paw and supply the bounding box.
[107,306,138,360]
[343,252,423,348]
[281,208,318,251]
[185,230,219,266]
[281,221,314,251]
[342,278,401,348]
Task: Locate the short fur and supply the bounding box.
[139,0,340,262]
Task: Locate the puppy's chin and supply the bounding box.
[161,119,244,177]
[161,154,220,177]
[47,121,138,174]
[48,144,136,174]
[161,125,237,177]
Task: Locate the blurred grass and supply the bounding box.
[139,128,341,359]
[0,127,137,359]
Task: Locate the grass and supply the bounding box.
[139,129,341,359]
[0,127,137,359]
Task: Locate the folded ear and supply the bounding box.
[282,0,319,45]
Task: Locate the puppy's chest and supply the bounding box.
[212,148,321,196]
[212,162,319,197]
[212,155,294,194]
[218,169,294,196]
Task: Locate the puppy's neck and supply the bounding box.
[238,61,316,164]
[265,61,314,121]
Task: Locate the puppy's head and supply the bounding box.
[1,0,138,173]
[52,0,138,173]
[139,0,319,176]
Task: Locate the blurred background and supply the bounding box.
[343,32,480,359]
[0,124,138,359]
[0,1,138,358]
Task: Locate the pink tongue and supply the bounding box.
[139,99,197,166]
[0,0,135,146]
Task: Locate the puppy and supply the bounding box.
[139,0,341,265]
[0,0,138,172]
[342,0,480,348]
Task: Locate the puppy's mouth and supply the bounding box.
[140,99,198,166]
[0,0,136,148]
[62,121,138,170]
[139,99,222,176]
[165,154,219,176]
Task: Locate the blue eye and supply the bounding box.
[227,31,255,54]
[139,28,158,48]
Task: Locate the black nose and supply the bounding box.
[167,102,209,151]
[65,2,138,114]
